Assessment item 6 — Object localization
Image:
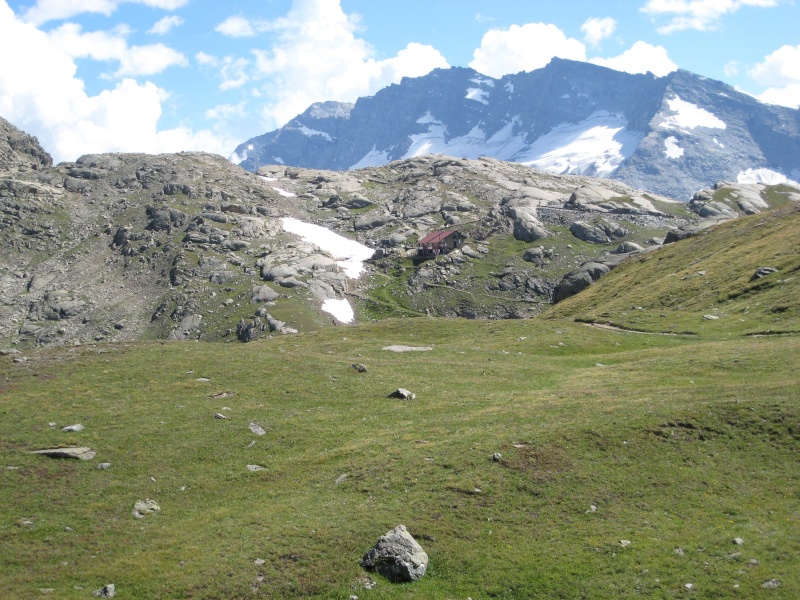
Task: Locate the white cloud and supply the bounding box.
[641,0,778,34]
[215,15,257,38]
[247,0,448,129]
[469,23,586,78]
[581,17,616,47]
[46,22,187,77]
[205,102,247,120]
[724,60,741,77]
[218,56,250,90]
[148,15,184,35]
[195,51,217,66]
[0,1,232,162]
[47,22,129,62]
[750,44,800,108]
[22,0,189,25]
[749,44,800,87]
[474,13,498,24]
[116,43,188,77]
[757,85,800,108]
[195,51,250,90]
[589,41,678,77]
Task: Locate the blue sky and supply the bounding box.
[1,0,798,163]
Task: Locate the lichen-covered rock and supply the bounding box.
[360,525,428,583]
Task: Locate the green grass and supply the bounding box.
[546,204,800,336]
[1,317,799,598]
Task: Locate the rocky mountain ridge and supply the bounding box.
[233,58,800,200]
[2,115,798,349]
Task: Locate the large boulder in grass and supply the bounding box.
[554,262,610,302]
[361,525,428,582]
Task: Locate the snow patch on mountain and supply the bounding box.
[664,136,684,159]
[738,168,800,188]
[349,147,391,169]
[471,77,495,87]
[465,88,489,105]
[660,96,726,130]
[297,125,333,141]
[516,112,644,177]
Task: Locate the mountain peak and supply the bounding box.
[232,64,800,199]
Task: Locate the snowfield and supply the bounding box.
[349,111,642,179]
[517,112,643,177]
[737,168,800,188]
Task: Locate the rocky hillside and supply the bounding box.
[545,200,800,336]
[233,59,800,200]
[1,115,52,173]
[1,116,797,349]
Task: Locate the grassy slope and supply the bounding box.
[1,317,799,599]
[545,204,800,336]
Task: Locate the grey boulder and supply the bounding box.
[361,524,428,583]
[32,446,96,460]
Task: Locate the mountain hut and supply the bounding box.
[417,229,466,258]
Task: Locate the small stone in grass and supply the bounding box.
[761,579,780,589]
[93,583,115,597]
[733,537,744,545]
[249,422,266,436]
[387,388,415,400]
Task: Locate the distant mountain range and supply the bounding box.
[233,58,800,200]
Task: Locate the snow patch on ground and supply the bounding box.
[713,138,725,148]
[272,187,296,197]
[465,88,490,104]
[258,175,277,182]
[515,112,643,177]
[664,136,684,159]
[321,299,354,323]
[297,125,333,141]
[273,156,284,164]
[281,218,374,278]
[737,168,800,188]
[505,81,514,93]
[281,218,375,323]
[660,96,726,130]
